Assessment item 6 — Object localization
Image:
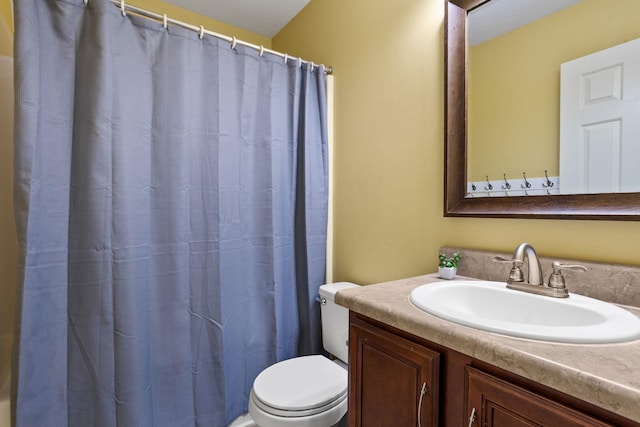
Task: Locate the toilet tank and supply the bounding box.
[319,282,358,363]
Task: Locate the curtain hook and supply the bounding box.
[163,14,168,30]
[284,53,288,64]
[297,57,302,68]
[310,61,315,71]
[259,45,264,57]
[83,0,88,6]
[199,25,205,40]
[120,0,126,16]
[230,36,237,50]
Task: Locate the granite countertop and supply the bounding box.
[336,273,640,423]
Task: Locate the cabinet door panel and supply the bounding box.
[349,317,440,427]
[485,401,540,427]
[466,367,614,427]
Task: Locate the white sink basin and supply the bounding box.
[409,280,640,344]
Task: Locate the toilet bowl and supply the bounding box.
[247,282,357,427]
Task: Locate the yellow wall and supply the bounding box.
[0,0,15,383]
[274,0,640,285]
[468,0,640,182]
[0,0,10,55]
[0,0,10,32]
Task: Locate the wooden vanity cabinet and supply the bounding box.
[348,313,640,427]
[348,315,440,427]
[466,366,613,427]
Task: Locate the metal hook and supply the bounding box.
[501,174,511,190]
[120,0,126,16]
[542,170,554,188]
[471,183,477,191]
[231,36,237,50]
[484,176,493,191]
[521,172,531,189]
[198,25,205,40]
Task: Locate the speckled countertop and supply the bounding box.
[336,273,640,423]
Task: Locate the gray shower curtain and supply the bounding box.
[12,0,328,426]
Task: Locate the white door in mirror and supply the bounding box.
[560,37,640,194]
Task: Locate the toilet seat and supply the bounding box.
[251,355,347,418]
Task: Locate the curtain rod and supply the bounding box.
[88,0,333,75]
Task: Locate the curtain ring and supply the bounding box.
[163,14,168,30]
[230,37,237,50]
[259,45,264,57]
[284,53,288,64]
[120,0,126,16]
[199,25,205,40]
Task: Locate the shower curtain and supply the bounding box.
[12,0,328,426]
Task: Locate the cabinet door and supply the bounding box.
[465,367,614,427]
[349,317,440,427]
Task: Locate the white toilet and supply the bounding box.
[248,282,358,427]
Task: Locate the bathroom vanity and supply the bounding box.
[337,271,640,427]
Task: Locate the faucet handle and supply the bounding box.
[492,257,524,283]
[492,256,524,265]
[551,261,587,272]
[548,261,587,289]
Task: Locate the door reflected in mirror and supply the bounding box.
[466,0,640,198]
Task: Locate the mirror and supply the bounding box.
[445,0,640,219]
[466,0,640,197]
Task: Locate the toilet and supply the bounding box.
[248,282,358,427]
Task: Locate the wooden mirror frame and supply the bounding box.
[445,0,640,220]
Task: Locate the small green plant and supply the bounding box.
[439,251,461,269]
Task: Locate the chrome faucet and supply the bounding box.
[512,242,543,286]
[493,243,586,298]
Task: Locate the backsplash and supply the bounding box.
[441,246,640,308]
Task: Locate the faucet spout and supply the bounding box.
[513,243,543,285]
